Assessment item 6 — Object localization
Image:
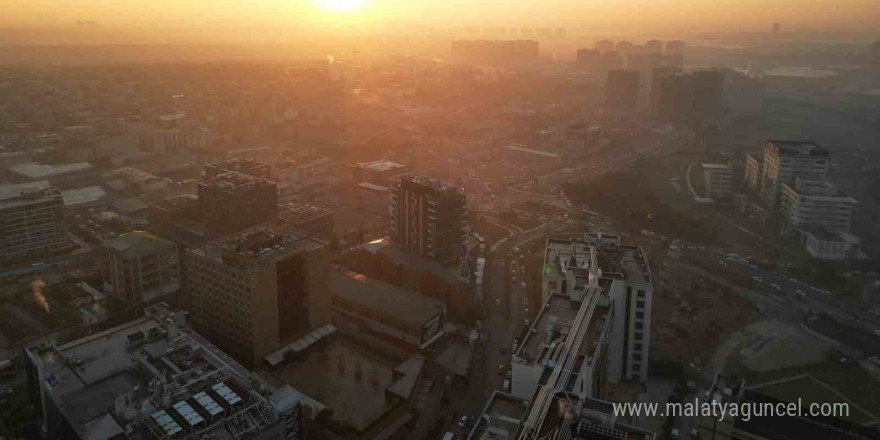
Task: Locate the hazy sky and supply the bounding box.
[5,0,880,40]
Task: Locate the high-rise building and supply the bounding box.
[650,66,682,114]
[605,69,640,112]
[655,72,693,122]
[780,177,857,233]
[187,224,330,365]
[701,163,733,199]
[539,234,654,385]
[26,303,304,440]
[691,69,726,115]
[646,39,664,53]
[615,40,633,55]
[665,40,686,55]
[745,153,763,190]
[0,180,68,260]
[773,22,781,34]
[198,172,278,239]
[594,40,615,53]
[760,140,830,208]
[390,175,467,265]
[450,39,539,65]
[101,231,180,305]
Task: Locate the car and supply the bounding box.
[497,364,504,374]
[495,299,501,306]
[670,428,680,439]
[524,318,530,327]
[770,284,782,291]
[521,282,526,289]
[752,276,763,283]
[690,428,699,439]
[458,416,468,428]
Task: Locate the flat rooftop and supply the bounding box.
[544,235,652,285]
[277,203,333,224]
[0,180,53,200]
[26,303,283,440]
[7,162,92,179]
[103,231,176,260]
[701,163,732,171]
[516,290,610,368]
[206,157,269,173]
[466,392,528,440]
[151,193,198,211]
[359,160,408,173]
[767,140,830,157]
[200,171,273,191]
[189,223,325,263]
[330,268,444,326]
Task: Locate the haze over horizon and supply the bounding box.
[4,0,880,45]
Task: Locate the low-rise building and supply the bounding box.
[25,303,304,440]
[275,203,334,239]
[781,177,857,233]
[6,162,96,189]
[101,231,180,305]
[352,160,412,187]
[745,153,762,190]
[701,163,733,198]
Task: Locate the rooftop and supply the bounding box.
[359,160,409,173]
[803,227,844,242]
[466,392,529,440]
[151,194,199,212]
[7,162,93,179]
[26,303,289,440]
[0,180,62,208]
[784,178,857,201]
[206,158,270,175]
[103,231,177,260]
[199,171,274,192]
[767,140,830,157]
[189,223,325,264]
[701,163,732,171]
[61,186,106,206]
[330,268,445,326]
[544,234,652,285]
[277,203,332,224]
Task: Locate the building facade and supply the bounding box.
[605,69,640,112]
[187,224,329,366]
[101,231,180,305]
[390,175,467,265]
[198,172,278,239]
[760,140,830,208]
[702,163,733,198]
[0,181,68,260]
[780,177,857,232]
[745,153,762,190]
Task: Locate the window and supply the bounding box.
[636,311,644,319]
[635,322,643,330]
[635,332,643,341]
[637,290,645,298]
[636,300,645,309]
[631,374,640,381]
[633,354,642,361]
[634,343,642,351]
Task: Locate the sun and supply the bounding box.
[314,0,368,12]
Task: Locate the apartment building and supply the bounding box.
[745,153,762,190]
[701,163,733,198]
[187,224,329,366]
[760,140,830,208]
[101,231,180,305]
[25,303,304,440]
[390,175,467,264]
[0,180,68,260]
[780,177,857,232]
[198,172,277,239]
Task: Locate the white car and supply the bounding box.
[458,416,468,428]
[521,282,526,289]
[752,276,763,283]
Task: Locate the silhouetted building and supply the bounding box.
[451,39,539,65]
[650,66,683,115]
[665,40,686,55]
[390,175,467,265]
[646,39,663,54]
[773,22,781,34]
[605,70,640,112]
[594,40,615,53]
[691,69,726,116]
[187,224,330,366]
[655,72,693,123]
[198,172,277,239]
[616,41,633,55]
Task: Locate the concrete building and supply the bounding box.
[745,153,763,190]
[275,203,334,239]
[101,231,180,305]
[780,177,856,232]
[654,72,693,122]
[701,163,734,199]
[330,268,445,350]
[650,66,683,115]
[187,224,329,366]
[6,162,96,189]
[25,303,304,440]
[760,140,831,208]
[390,175,467,265]
[198,172,277,239]
[803,228,850,260]
[539,234,653,385]
[0,180,68,260]
[605,69,640,112]
[274,153,330,189]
